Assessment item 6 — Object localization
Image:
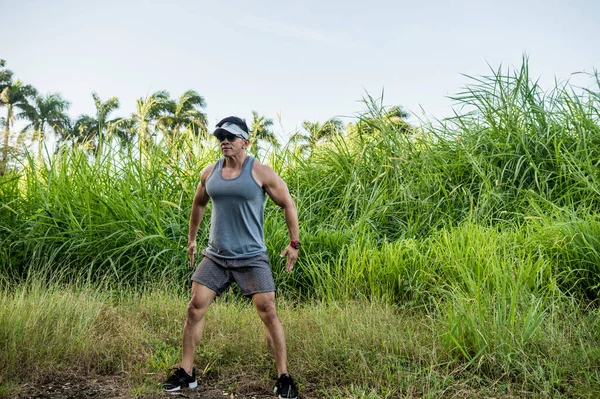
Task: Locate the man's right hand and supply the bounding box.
[188,242,197,268]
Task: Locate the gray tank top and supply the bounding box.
[204,156,266,259]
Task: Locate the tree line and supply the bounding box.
[0,58,411,174]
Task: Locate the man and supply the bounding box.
[163,116,300,399]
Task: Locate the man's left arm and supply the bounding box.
[260,165,299,273]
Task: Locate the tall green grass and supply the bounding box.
[1,136,221,285]
[1,60,600,396]
[1,62,599,300]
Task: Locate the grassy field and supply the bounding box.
[1,62,600,397]
[1,282,599,398]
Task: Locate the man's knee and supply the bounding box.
[186,300,207,322]
[254,297,278,324]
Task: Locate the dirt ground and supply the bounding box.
[8,374,277,399]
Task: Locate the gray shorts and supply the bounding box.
[191,250,276,297]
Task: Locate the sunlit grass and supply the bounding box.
[1,60,600,397]
[1,284,599,398]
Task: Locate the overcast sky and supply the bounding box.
[2,0,599,141]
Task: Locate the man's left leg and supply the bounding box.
[252,292,288,376]
[253,292,298,398]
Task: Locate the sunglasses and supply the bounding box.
[216,134,239,142]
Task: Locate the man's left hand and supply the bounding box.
[280,246,298,273]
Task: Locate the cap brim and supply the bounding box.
[213,123,249,139]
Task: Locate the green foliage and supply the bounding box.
[1,61,600,302]
[0,135,220,285]
[0,284,144,379]
[533,212,600,301]
[1,286,599,397]
[2,58,600,397]
[157,89,207,143]
[1,79,38,173]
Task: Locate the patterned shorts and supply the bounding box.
[191,250,276,297]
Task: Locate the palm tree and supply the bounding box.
[18,93,70,158]
[0,80,38,173]
[131,90,169,156]
[0,59,13,94]
[290,118,343,152]
[384,105,411,133]
[68,114,97,144]
[357,105,412,136]
[107,118,136,150]
[249,111,278,157]
[0,60,12,171]
[157,90,207,146]
[92,92,120,154]
[67,93,120,153]
[385,105,410,122]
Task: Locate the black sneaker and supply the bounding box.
[274,373,298,399]
[163,367,198,392]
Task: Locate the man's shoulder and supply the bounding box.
[251,158,273,172]
[251,159,279,179]
[200,162,219,182]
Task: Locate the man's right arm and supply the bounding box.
[187,164,214,268]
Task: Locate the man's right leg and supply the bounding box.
[181,282,217,374]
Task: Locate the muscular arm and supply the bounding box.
[257,164,299,272]
[187,164,214,268]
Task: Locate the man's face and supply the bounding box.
[216,133,247,157]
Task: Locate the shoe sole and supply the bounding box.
[164,381,198,392]
[274,387,297,399]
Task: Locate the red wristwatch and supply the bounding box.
[290,240,301,249]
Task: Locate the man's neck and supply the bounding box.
[223,152,248,169]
